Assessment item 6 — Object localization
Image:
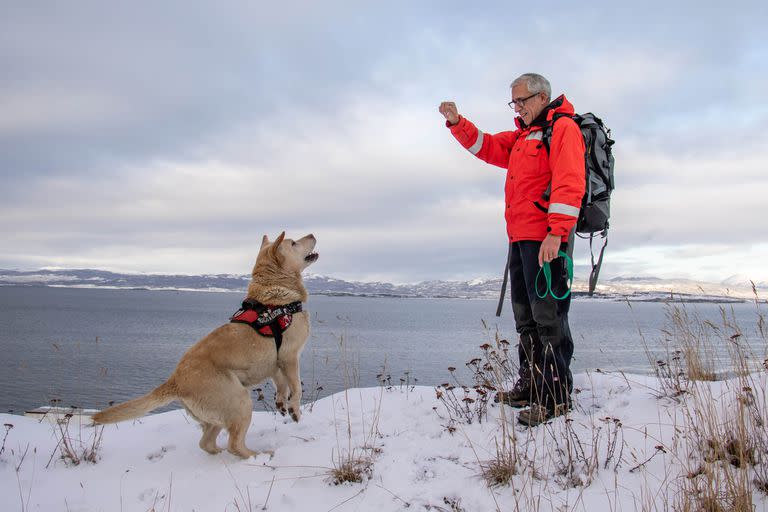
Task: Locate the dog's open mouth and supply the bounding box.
[304,252,319,263]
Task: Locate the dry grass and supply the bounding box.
[656,291,768,511]
[326,333,382,486]
[328,449,374,485]
[669,305,719,382]
[450,289,768,510]
[480,435,519,488]
[44,406,104,467]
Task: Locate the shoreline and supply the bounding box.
[0,283,757,304]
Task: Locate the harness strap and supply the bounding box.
[230,300,303,352]
[240,299,303,318]
[270,320,285,352]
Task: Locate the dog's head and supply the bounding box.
[256,232,319,274]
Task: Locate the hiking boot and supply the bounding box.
[494,375,532,408]
[516,403,569,427]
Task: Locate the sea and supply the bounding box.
[0,286,764,415]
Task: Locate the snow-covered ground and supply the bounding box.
[2,372,767,511]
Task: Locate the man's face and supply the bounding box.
[511,83,548,126]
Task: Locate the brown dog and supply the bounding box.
[92,232,318,458]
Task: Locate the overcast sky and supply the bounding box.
[2,1,767,284]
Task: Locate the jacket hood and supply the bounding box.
[515,94,575,130]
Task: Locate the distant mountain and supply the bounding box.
[0,268,251,291]
[595,275,765,302]
[304,274,503,299]
[0,268,764,302]
[720,274,767,290]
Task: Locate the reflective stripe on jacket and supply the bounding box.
[448,95,586,242]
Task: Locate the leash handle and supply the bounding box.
[535,250,573,300]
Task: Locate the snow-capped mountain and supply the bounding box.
[1,268,765,302]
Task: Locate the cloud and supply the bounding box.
[0,93,510,280]
[1,1,767,283]
[603,243,768,284]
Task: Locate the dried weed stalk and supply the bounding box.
[327,333,382,486]
[434,331,516,427]
[45,406,104,467]
[665,294,768,510]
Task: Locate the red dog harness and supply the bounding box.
[230,300,303,351]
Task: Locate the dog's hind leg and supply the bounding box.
[225,387,258,459]
[272,371,290,417]
[199,422,223,454]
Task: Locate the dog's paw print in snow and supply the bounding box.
[146,445,175,461]
[603,384,633,411]
[614,398,631,409]
[415,465,437,482]
[413,455,467,482]
[412,456,439,482]
[607,384,632,397]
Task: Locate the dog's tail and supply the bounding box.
[91,380,177,425]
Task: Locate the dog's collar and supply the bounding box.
[229,300,303,352]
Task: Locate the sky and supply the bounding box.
[2,1,767,284]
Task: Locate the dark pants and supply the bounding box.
[509,240,574,409]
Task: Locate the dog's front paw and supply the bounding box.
[276,401,288,416]
[288,407,301,422]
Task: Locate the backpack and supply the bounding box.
[542,113,615,296]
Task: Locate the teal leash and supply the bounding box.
[535,250,574,300]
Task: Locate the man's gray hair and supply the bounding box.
[511,73,551,101]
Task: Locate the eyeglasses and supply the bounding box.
[507,92,540,110]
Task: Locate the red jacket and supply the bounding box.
[448,95,585,242]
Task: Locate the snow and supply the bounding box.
[2,372,768,511]
[0,274,81,283]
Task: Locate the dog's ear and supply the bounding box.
[260,234,270,250]
[268,232,286,259]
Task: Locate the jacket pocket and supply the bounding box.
[524,142,542,157]
[533,200,548,213]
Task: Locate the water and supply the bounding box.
[0,286,763,414]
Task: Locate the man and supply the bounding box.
[439,73,585,426]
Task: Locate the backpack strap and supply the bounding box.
[495,243,514,317]
[587,233,608,296]
[541,113,572,153]
[540,113,573,201]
